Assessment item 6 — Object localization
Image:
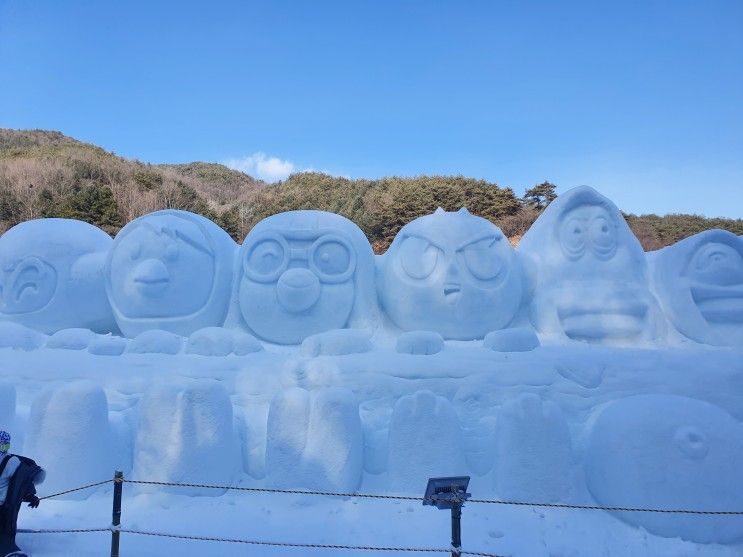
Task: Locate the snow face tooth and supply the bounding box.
[493,393,574,503]
[24,381,118,498]
[266,387,363,492]
[387,390,466,492]
[133,379,239,495]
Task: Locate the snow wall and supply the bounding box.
[1,186,743,546]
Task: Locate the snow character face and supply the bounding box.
[237,211,376,344]
[651,229,743,346]
[0,218,116,334]
[106,210,236,338]
[377,208,524,339]
[519,186,664,344]
[585,395,743,544]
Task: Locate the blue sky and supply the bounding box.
[1,0,741,217]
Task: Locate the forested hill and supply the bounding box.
[1,128,741,252]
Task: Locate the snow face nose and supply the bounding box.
[276,268,321,313]
[133,259,170,297]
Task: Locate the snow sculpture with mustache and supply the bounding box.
[0,218,116,334]
[106,210,237,338]
[650,229,743,346]
[231,210,377,344]
[377,208,525,340]
[519,186,664,344]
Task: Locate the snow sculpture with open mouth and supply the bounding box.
[519,186,664,344]
[0,218,116,334]
[228,210,378,344]
[650,229,743,346]
[376,208,526,340]
[105,209,237,338]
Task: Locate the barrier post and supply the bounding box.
[422,477,470,557]
[111,470,123,557]
[450,503,462,556]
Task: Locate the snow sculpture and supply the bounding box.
[395,330,444,355]
[377,208,524,340]
[483,327,540,352]
[133,379,240,495]
[0,382,16,432]
[585,395,743,544]
[230,210,377,344]
[46,328,96,350]
[0,218,116,334]
[650,229,743,346]
[300,329,372,356]
[186,327,263,357]
[128,329,183,354]
[387,390,466,491]
[106,210,237,338]
[265,387,363,491]
[493,394,573,502]
[0,322,46,350]
[519,186,664,344]
[24,381,118,497]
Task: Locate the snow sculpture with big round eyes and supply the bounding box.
[519,186,664,344]
[650,229,743,346]
[232,210,377,345]
[377,208,525,340]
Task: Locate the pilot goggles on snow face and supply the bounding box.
[0,443,10,453]
[242,230,357,284]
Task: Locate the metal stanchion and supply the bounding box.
[111,470,123,557]
[422,476,471,557]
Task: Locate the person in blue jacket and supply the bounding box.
[0,431,45,557]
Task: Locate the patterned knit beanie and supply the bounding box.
[0,430,10,453]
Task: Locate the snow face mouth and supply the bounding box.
[558,300,648,340]
[443,283,462,305]
[691,285,743,323]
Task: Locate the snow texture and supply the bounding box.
[377,208,525,340]
[45,328,96,350]
[387,390,466,492]
[0,382,16,432]
[106,210,237,338]
[133,379,239,495]
[484,327,540,352]
[519,186,665,344]
[395,330,444,355]
[0,322,46,350]
[128,329,183,354]
[265,387,363,491]
[493,393,573,502]
[585,394,743,544]
[87,334,128,356]
[650,229,743,346]
[0,219,116,334]
[23,381,119,498]
[300,328,372,357]
[227,210,378,344]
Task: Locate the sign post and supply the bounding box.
[423,476,471,557]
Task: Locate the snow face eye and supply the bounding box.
[164,243,179,262]
[559,218,587,259]
[245,239,286,280]
[589,216,617,259]
[462,237,503,281]
[312,239,353,280]
[399,236,442,280]
[692,243,743,285]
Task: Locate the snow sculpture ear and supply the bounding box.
[434,207,445,215]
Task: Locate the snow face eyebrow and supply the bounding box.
[404,232,446,251]
[457,232,501,252]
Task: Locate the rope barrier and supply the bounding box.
[39,479,114,500]
[122,478,743,515]
[17,527,110,534]
[118,528,505,556]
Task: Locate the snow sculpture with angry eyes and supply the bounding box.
[376,208,526,340]
[227,210,378,344]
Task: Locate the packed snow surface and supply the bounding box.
[0,186,742,556]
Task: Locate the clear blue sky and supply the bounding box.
[1,0,741,217]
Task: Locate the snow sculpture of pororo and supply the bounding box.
[377,208,525,340]
[0,218,116,334]
[650,229,743,346]
[519,186,664,344]
[106,209,237,338]
[228,210,377,344]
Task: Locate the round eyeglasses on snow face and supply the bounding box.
[243,232,357,284]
